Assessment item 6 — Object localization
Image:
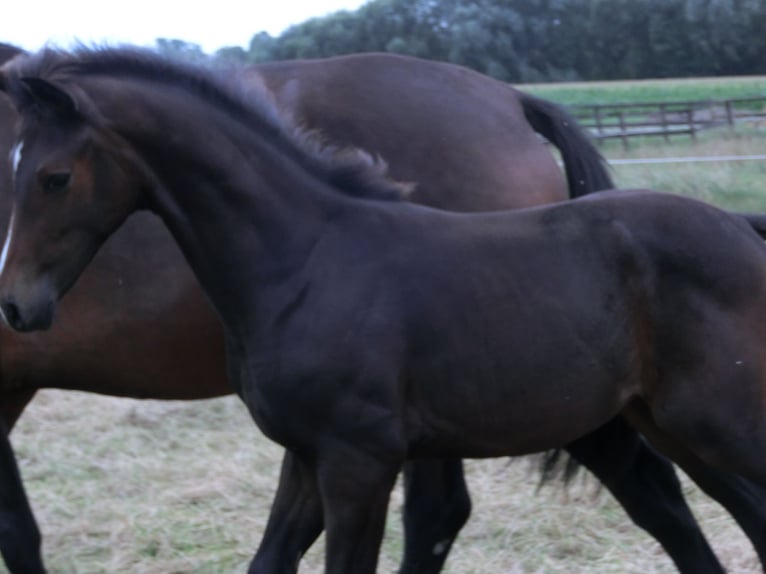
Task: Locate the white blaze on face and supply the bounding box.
[0,212,14,276]
[10,140,24,181]
[1,141,24,277]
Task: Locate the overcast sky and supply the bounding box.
[3,1,368,53]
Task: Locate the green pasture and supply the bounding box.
[604,126,766,211]
[522,76,766,107]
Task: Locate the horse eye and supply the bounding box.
[43,171,72,193]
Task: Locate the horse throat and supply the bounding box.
[118,107,344,336]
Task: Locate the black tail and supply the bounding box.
[521,91,615,486]
[519,91,614,198]
[736,213,766,239]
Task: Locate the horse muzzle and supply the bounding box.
[0,281,56,332]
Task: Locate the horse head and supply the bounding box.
[0,54,150,331]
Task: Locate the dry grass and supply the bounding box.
[9,391,761,574]
[5,127,766,574]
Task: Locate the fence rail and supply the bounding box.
[569,96,766,147]
[607,154,766,165]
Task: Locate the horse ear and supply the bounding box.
[19,77,78,117]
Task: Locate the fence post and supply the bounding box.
[687,108,697,143]
[594,106,603,138]
[567,95,766,146]
[725,100,735,133]
[659,103,670,143]
[618,110,628,150]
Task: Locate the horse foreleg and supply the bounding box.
[0,390,45,574]
[399,458,471,574]
[565,416,723,574]
[249,450,324,574]
[317,445,402,574]
[0,390,35,432]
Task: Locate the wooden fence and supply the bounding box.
[569,96,766,148]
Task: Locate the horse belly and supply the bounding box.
[405,325,640,458]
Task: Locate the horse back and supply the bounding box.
[377,192,766,458]
[249,53,566,211]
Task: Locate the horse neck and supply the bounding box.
[109,89,347,336]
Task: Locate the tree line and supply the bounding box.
[157,0,766,83]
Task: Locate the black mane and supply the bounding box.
[0,43,25,66]
[5,46,409,202]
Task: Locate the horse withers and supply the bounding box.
[2,48,766,573]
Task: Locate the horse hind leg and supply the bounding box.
[565,416,723,573]
[658,437,766,570]
[634,358,766,484]
[625,399,766,569]
[639,302,766,483]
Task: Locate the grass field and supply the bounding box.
[606,127,766,212]
[522,76,766,107]
[5,110,766,574]
[11,392,762,574]
[12,393,277,574]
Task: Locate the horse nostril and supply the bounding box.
[0,299,22,331]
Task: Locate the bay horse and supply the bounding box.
[0,46,757,572]
[0,44,640,574]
